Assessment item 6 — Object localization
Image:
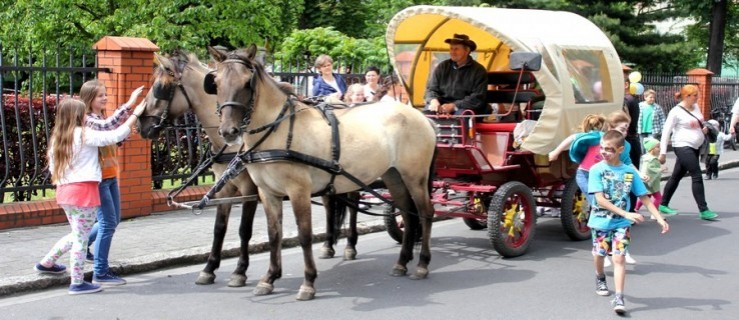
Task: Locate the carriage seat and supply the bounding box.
[475,122,517,133]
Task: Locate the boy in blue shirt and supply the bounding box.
[588,130,670,314]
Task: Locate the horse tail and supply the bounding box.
[331,195,348,237]
[428,146,437,194]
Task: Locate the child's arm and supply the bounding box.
[549,134,575,161]
[594,192,645,223]
[639,195,669,234]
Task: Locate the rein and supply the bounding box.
[202,56,416,217]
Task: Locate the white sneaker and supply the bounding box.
[625,253,637,265]
[603,256,612,267]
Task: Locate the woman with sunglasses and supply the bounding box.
[658,85,718,220]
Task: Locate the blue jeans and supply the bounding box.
[87,177,121,274]
[575,169,594,206]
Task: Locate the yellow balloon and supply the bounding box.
[628,71,642,83]
[629,83,637,95]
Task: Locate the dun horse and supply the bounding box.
[206,45,437,300]
[138,52,360,288]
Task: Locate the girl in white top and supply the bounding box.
[657,85,717,220]
[36,98,145,295]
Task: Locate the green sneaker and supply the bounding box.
[699,210,718,221]
[659,205,678,215]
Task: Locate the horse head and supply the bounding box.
[140,52,196,139]
[206,44,261,145]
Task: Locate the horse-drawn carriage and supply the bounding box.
[382,5,627,257]
[152,5,627,300]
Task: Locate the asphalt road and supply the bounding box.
[2,169,738,320]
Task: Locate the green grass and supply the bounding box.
[2,175,216,203]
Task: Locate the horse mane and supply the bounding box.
[154,50,211,85]
[227,49,295,97]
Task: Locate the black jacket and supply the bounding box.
[425,57,487,114]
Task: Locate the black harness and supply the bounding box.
[198,57,403,215]
[148,60,241,207]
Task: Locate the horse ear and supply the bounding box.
[154,53,168,70]
[246,44,258,60]
[208,46,227,63]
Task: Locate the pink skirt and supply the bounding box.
[56,181,100,207]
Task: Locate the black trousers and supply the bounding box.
[661,146,708,212]
[705,154,720,177]
[626,136,642,212]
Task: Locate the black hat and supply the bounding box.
[444,34,477,52]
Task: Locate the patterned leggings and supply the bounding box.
[41,205,97,285]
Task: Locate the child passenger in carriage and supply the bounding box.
[343,83,366,106]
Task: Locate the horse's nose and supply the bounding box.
[219,126,239,138]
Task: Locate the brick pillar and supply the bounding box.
[93,36,158,219]
[686,68,714,120]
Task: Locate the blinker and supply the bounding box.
[153,82,175,100]
[204,72,217,95]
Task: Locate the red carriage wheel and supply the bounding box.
[559,178,591,241]
[487,181,537,257]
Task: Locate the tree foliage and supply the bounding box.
[0,0,303,57]
[481,0,703,72]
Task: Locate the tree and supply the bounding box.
[481,0,703,72]
[673,0,738,75]
[0,0,304,57]
[275,27,390,72]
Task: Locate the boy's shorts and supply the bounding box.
[591,227,631,256]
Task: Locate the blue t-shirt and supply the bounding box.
[587,161,648,230]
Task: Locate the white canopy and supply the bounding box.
[386,5,625,154]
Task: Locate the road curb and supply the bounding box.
[0,220,388,297]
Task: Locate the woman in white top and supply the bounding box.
[363,66,380,102]
[658,85,717,220]
[36,98,145,295]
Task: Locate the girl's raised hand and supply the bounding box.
[132,100,146,117]
[127,86,145,106]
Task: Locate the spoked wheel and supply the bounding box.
[463,196,489,230]
[559,178,591,241]
[383,206,422,243]
[487,181,537,257]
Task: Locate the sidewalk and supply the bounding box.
[2,149,739,297]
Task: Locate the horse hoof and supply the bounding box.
[296,285,316,301]
[389,265,408,277]
[253,282,274,296]
[409,268,429,280]
[195,271,216,285]
[343,248,357,261]
[319,247,335,259]
[228,274,247,287]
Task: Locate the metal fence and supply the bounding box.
[640,73,739,116]
[0,44,107,203]
[5,44,738,204]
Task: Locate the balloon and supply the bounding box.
[635,83,645,95]
[628,71,642,83]
[629,83,637,95]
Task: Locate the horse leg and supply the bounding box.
[290,192,318,301]
[253,192,283,296]
[343,192,359,261]
[319,195,336,259]
[399,167,435,280]
[196,202,231,285]
[383,170,415,277]
[228,197,258,287]
[406,184,434,280]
